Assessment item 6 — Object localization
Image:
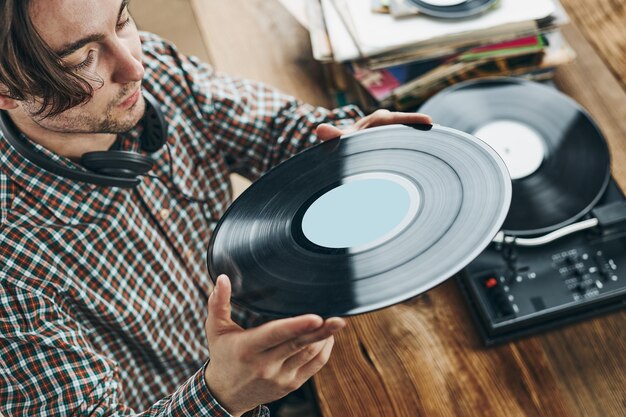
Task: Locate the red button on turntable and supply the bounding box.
[485,277,498,289]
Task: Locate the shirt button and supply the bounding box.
[185,249,194,261]
[159,209,170,220]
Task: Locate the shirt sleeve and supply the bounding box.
[142,36,364,181]
[202,69,363,181]
[0,280,268,417]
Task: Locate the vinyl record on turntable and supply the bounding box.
[207,124,511,318]
[419,77,611,236]
[407,0,498,19]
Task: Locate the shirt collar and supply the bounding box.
[0,123,144,225]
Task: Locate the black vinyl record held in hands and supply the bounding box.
[407,0,498,19]
[420,78,611,237]
[207,124,511,318]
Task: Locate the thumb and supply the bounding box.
[315,123,344,142]
[206,274,239,336]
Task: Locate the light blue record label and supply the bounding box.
[301,173,420,251]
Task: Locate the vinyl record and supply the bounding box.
[207,124,511,317]
[407,0,497,19]
[419,77,611,236]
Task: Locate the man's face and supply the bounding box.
[25,0,145,134]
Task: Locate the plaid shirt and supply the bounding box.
[0,32,361,416]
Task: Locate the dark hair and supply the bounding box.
[0,0,99,117]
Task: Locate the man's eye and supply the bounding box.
[73,50,96,72]
[116,15,132,30]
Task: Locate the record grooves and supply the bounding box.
[207,124,511,317]
[419,78,611,237]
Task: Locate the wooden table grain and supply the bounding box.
[191,1,626,416]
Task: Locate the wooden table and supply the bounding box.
[191,1,626,416]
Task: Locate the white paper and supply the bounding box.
[277,0,310,30]
[325,0,556,61]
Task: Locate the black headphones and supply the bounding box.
[0,91,167,188]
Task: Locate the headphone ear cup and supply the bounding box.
[140,91,168,152]
[0,91,167,188]
[81,150,154,178]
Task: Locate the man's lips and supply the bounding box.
[118,89,141,108]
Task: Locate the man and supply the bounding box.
[0,0,431,415]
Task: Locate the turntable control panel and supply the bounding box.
[475,244,623,320]
[459,228,626,345]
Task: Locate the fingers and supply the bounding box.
[289,317,344,347]
[294,335,335,380]
[206,275,239,336]
[206,274,344,357]
[281,336,330,371]
[315,111,433,142]
[266,317,345,361]
[359,109,432,128]
[245,314,325,352]
[316,123,344,141]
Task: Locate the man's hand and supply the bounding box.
[204,275,345,417]
[316,109,433,141]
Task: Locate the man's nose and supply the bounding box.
[110,41,144,84]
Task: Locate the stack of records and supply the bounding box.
[306,0,575,111]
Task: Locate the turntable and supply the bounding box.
[420,78,626,345]
[207,77,626,344]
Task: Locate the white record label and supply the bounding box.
[473,120,546,180]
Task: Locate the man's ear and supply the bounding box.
[0,86,18,110]
[0,97,18,110]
